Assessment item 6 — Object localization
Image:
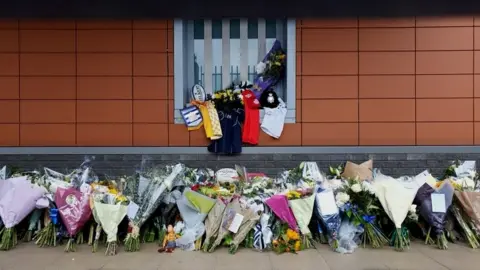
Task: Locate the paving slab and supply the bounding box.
[0,241,476,270]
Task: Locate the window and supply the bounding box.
[173,19,296,124]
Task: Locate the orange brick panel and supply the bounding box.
[417,99,474,122]
[133,29,168,53]
[20,124,75,146]
[474,99,480,121]
[0,100,19,123]
[20,30,75,52]
[359,123,416,146]
[359,52,415,75]
[20,100,75,123]
[77,53,132,76]
[77,30,132,52]
[0,30,18,52]
[0,77,19,99]
[0,20,18,29]
[475,76,480,97]
[0,124,19,146]
[133,53,168,76]
[416,27,473,51]
[133,20,169,29]
[302,123,358,146]
[301,28,358,52]
[302,52,358,75]
[77,77,132,99]
[19,20,75,30]
[168,124,189,146]
[474,28,480,50]
[302,76,358,99]
[0,53,19,76]
[20,77,76,99]
[417,51,473,74]
[76,20,132,30]
[359,99,416,122]
[302,100,358,123]
[417,122,474,145]
[359,75,415,99]
[132,100,168,123]
[359,28,415,51]
[76,123,132,146]
[133,77,168,99]
[416,17,474,27]
[301,19,358,28]
[416,75,473,98]
[358,18,415,28]
[77,100,132,123]
[20,53,75,76]
[133,123,169,146]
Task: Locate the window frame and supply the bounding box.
[173,19,297,124]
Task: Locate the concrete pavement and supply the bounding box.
[0,241,477,270]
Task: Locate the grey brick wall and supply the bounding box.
[2,152,479,178]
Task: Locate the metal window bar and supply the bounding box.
[189,19,286,96]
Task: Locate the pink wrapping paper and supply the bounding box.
[266,195,298,231]
[0,176,46,228]
[55,187,92,236]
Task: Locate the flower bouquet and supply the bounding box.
[124,164,185,252]
[176,188,216,251]
[0,176,47,250]
[228,198,262,254]
[265,195,298,231]
[278,162,321,190]
[91,190,129,256]
[271,222,302,254]
[314,187,341,249]
[414,180,455,249]
[287,189,315,249]
[373,172,421,251]
[202,197,227,252]
[55,185,92,252]
[337,179,388,249]
[335,218,364,254]
[252,40,286,99]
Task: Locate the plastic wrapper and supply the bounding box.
[229,199,262,253]
[176,189,216,250]
[289,194,315,236]
[43,168,73,195]
[314,188,341,246]
[0,176,47,228]
[202,198,227,251]
[252,40,286,100]
[209,197,244,252]
[414,181,454,236]
[93,201,128,242]
[265,195,298,231]
[335,219,364,254]
[55,186,92,237]
[455,191,480,231]
[0,166,6,180]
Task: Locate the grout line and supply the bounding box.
[131,20,134,146]
[357,17,360,146]
[74,20,78,145]
[17,20,20,146]
[414,16,417,145]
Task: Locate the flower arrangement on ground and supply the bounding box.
[287,189,315,249]
[271,222,302,254]
[336,178,388,249]
[373,172,422,251]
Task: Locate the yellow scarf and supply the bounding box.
[191,100,222,140]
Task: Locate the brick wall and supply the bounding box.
[2,152,475,178]
[0,18,479,147]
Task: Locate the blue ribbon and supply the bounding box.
[362,215,376,224]
[49,208,58,225]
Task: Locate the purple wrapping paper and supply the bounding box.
[253,40,284,100]
[266,195,298,231]
[0,176,46,228]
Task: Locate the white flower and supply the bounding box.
[351,183,362,193]
[459,177,476,190]
[409,204,417,214]
[255,62,266,74]
[328,179,343,190]
[361,181,376,194]
[335,192,350,206]
[336,201,345,208]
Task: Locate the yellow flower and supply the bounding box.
[294,240,301,251]
[286,190,301,200]
[286,229,299,241]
